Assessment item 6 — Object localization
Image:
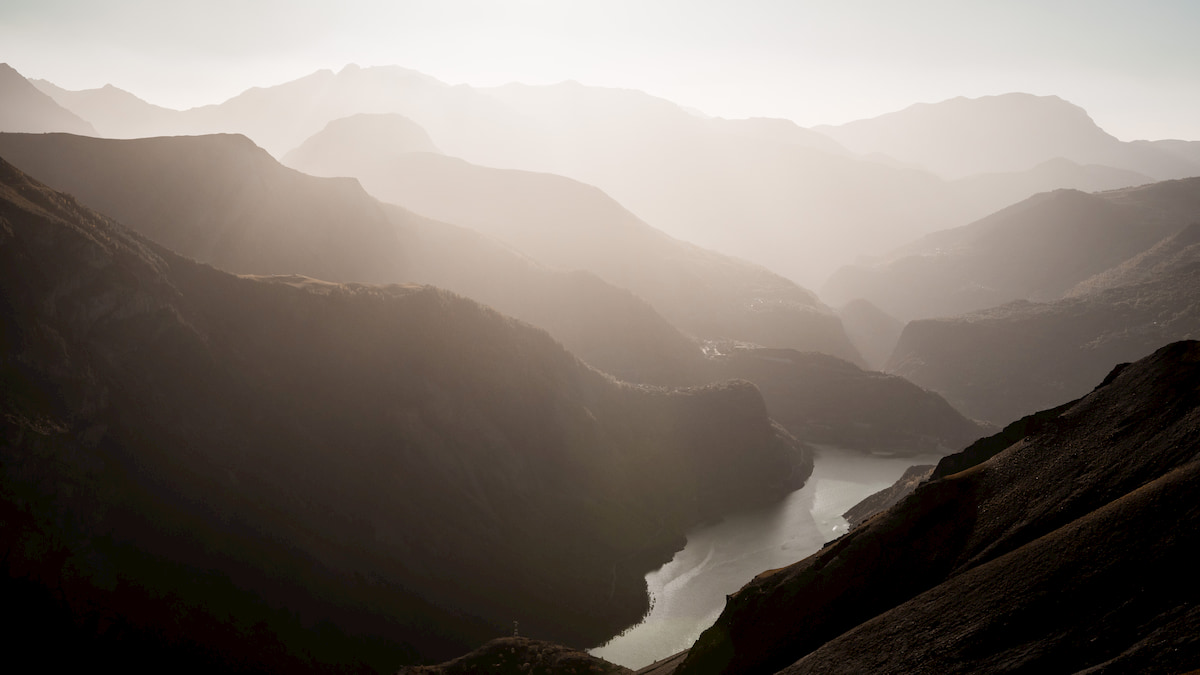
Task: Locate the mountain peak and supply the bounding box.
[819,92,1120,178]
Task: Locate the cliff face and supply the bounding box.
[675,341,1200,675]
[0,157,808,672]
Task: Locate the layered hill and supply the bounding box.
[0,131,707,385]
[0,156,809,671]
[824,178,1200,321]
[887,221,1200,424]
[816,92,1200,180]
[705,349,989,454]
[0,132,988,457]
[674,341,1200,675]
[0,63,95,135]
[28,64,1167,288]
[283,114,863,364]
[32,77,181,138]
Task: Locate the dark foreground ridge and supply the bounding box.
[0,156,808,672]
[398,636,632,675]
[674,340,1200,675]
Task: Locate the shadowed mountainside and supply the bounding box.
[0,156,810,671]
[824,178,1200,321]
[283,114,863,364]
[674,340,1200,675]
[0,131,991,455]
[398,637,632,675]
[0,131,709,386]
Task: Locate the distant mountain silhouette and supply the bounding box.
[34,66,1182,288]
[284,115,864,364]
[816,92,1200,180]
[888,220,1200,424]
[0,155,808,671]
[0,63,95,135]
[706,349,991,453]
[283,112,441,168]
[673,341,1200,675]
[945,156,1153,216]
[824,178,1200,321]
[0,131,707,385]
[32,78,180,138]
[398,636,631,675]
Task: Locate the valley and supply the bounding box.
[4,16,1200,672]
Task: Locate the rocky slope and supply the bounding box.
[674,340,1200,675]
[0,156,809,672]
[0,132,990,456]
[398,637,631,675]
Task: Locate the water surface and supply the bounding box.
[589,446,942,669]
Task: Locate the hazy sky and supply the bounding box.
[3,0,1199,140]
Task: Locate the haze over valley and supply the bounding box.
[3,2,1200,673]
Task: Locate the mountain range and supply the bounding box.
[0,155,808,671]
[0,131,710,386]
[4,57,1200,673]
[673,340,1200,675]
[282,112,861,364]
[888,218,1200,424]
[15,63,1195,288]
[824,178,1200,322]
[815,93,1200,180]
[0,131,988,454]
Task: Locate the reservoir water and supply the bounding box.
[589,446,943,670]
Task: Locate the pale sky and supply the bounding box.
[3,0,1199,140]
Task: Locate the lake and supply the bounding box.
[588,446,942,669]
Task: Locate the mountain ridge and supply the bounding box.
[673,340,1200,675]
[0,154,809,671]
